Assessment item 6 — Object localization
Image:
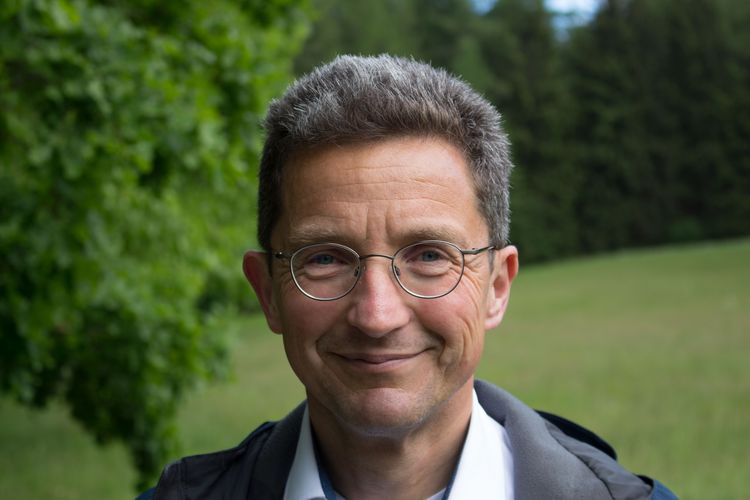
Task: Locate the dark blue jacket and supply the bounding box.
[139,380,677,499]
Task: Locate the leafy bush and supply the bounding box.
[0,0,309,488]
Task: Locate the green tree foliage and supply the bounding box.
[412,0,478,68]
[294,0,419,73]
[0,0,309,489]
[478,0,578,261]
[566,0,750,251]
[294,0,482,77]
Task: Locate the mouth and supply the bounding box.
[333,351,427,372]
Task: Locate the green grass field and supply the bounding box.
[1,238,748,499]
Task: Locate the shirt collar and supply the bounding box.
[283,390,513,500]
[447,389,514,499]
[284,405,326,500]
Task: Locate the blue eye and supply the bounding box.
[312,254,336,265]
[420,250,441,262]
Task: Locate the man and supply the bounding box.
[141,55,675,499]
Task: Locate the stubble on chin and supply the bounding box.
[311,375,471,441]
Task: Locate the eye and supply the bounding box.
[293,244,358,280]
[418,249,443,262]
[401,243,450,264]
[309,253,338,265]
[303,248,355,268]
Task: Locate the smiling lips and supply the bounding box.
[335,351,426,371]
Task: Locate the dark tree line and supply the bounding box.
[296,0,750,262]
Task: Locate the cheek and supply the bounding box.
[277,291,341,362]
[418,283,487,369]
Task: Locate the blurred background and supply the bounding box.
[1,0,748,498]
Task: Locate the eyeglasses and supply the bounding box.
[273,240,495,301]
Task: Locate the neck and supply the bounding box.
[309,381,474,500]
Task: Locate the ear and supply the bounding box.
[484,245,519,331]
[243,251,283,334]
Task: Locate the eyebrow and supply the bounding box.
[285,226,351,249]
[284,224,474,251]
[397,226,469,246]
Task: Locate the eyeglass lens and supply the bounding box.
[290,241,465,300]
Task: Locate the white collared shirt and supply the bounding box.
[283,390,514,500]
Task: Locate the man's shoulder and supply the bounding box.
[474,378,620,459]
[139,403,305,500]
[474,379,677,500]
[139,384,677,500]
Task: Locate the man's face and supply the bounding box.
[245,136,517,436]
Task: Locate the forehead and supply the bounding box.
[273,137,487,248]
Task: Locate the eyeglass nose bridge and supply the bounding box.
[354,253,401,279]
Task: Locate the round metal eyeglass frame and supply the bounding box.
[272,240,496,301]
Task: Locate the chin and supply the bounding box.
[333,386,437,437]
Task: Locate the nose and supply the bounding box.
[346,256,411,338]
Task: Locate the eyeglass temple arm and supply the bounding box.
[461,245,496,256]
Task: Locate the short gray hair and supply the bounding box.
[257,54,513,251]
